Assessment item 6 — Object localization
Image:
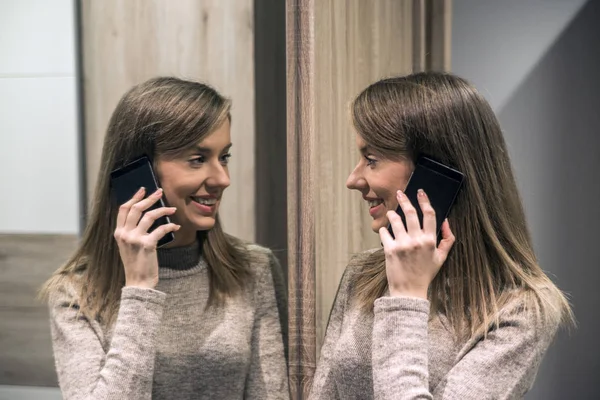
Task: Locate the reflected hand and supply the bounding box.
[113,187,180,289]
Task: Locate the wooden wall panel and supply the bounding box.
[313,0,414,354]
[0,234,78,386]
[81,0,255,241]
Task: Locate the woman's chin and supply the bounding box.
[190,216,217,231]
[371,218,389,233]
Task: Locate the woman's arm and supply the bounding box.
[50,187,176,399]
[372,295,559,399]
[49,284,166,400]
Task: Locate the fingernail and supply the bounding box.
[397,190,403,199]
[138,187,145,193]
[417,189,425,197]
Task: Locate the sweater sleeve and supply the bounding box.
[243,250,291,400]
[372,296,559,400]
[308,264,355,400]
[49,284,166,400]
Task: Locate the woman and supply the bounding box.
[309,72,574,399]
[40,77,289,400]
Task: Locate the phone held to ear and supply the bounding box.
[387,155,464,242]
[110,155,175,248]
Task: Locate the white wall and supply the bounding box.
[0,0,77,395]
[0,0,80,234]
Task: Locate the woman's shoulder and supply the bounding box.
[244,242,277,258]
[344,247,382,276]
[488,285,565,343]
[230,238,284,283]
[331,247,383,294]
[43,272,97,325]
[45,271,85,308]
[239,241,280,269]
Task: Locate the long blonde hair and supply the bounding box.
[351,72,574,337]
[40,77,252,325]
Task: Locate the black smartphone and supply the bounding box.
[110,155,175,248]
[387,155,464,241]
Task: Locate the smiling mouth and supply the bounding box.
[367,199,384,208]
[191,196,218,206]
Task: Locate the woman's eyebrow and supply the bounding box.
[189,143,233,154]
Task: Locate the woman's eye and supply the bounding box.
[221,153,232,164]
[189,156,205,165]
[364,155,377,166]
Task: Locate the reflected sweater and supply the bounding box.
[48,242,289,400]
[309,250,560,400]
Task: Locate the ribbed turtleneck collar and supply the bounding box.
[157,240,205,279]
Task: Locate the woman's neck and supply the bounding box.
[162,227,197,248]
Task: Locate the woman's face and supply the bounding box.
[346,134,414,232]
[156,119,232,246]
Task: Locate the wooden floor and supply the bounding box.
[0,234,78,387]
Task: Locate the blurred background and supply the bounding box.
[0,0,598,399]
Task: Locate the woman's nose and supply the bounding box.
[346,164,366,191]
[207,163,231,189]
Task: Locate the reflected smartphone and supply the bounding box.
[387,155,464,241]
[110,155,175,248]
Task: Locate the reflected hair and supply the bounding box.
[351,72,574,338]
[40,77,252,325]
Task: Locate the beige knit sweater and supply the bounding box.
[48,242,290,400]
[309,250,559,400]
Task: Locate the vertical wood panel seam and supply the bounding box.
[287,0,316,398]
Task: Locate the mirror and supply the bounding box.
[0,0,288,398]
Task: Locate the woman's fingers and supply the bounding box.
[437,219,456,261]
[136,206,177,233]
[379,226,396,249]
[386,210,407,241]
[417,189,437,235]
[116,187,145,228]
[124,188,164,230]
[147,223,181,245]
[396,190,421,235]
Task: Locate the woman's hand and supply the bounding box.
[113,187,180,289]
[378,189,455,299]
